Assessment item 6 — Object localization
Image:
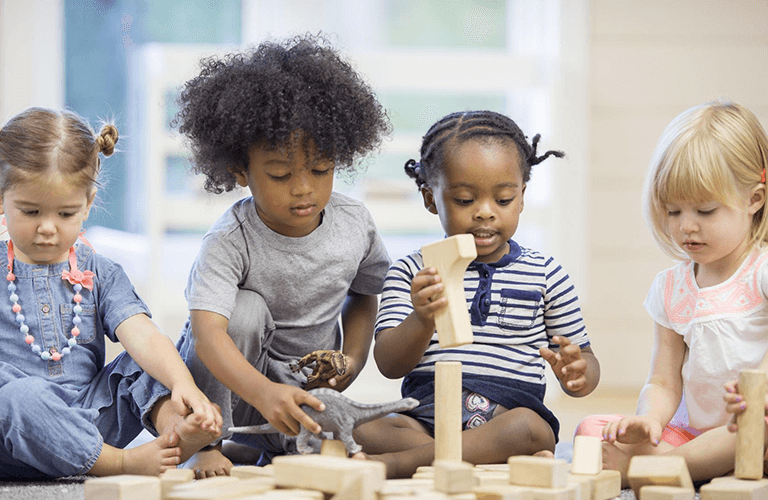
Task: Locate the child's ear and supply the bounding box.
[83,189,97,221]
[229,167,249,188]
[749,183,766,215]
[421,185,438,215]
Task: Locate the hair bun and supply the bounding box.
[97,124,119,156]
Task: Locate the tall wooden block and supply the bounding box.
[435,361,463,462]
[85,475,161,500]
[421,234,476,348]
[640,485,695,500]
[507,456,568,488]
[700,477,768,500]
[735,369,767,480]
[321,438,348,458]
[570,435,602,475]
[627,455,694,498]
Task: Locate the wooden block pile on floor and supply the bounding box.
[83,444,622,500]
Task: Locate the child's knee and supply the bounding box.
[575,414,622,437]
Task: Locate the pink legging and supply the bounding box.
[574,414,700,447]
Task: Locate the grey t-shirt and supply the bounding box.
[183,191,390,362]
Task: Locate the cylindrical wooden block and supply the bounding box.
[735,369,767,480]
[435,361,462,462]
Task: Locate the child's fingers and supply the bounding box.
[724,379,739,394]
[565,375,586,391]
[539,347,558,368]
[293,392,325,434]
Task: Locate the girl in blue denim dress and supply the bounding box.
[0,107,222,479]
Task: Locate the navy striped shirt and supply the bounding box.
[375,240,590,389]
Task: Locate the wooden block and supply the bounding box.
[421,234,476,348]
[570,436,602,475]
[271,455,385,494]
[229,465,274,479]
[507,456,568,488]
[475,470,511,487]
[435,361,463,463]
[380,478,435,495]
[85,475,161,500]
[415,465,435,474]
[736,369,767,480]
[474,485,530,499]
[477,463,511,472]
[567,473,594,500]
[321,438,348,458]
[700,477,768,500]
[165,477,274,500]
[592,469,621,500]
[627,455,694,498]
[640,485,696,500]
[257,489,324,499]
[160,469,194,498]
[433,460,476,494]
[522,484,578,499]
[163,475,239,498]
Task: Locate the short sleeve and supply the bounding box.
[643,270,672,329]
[95,260,151,342]
[349,210,391,296]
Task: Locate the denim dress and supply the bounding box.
[0,242,170,478]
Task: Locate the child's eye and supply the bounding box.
[59,212,77,218]
[698,209,716,215]
[269,174,291,181]
[21,210,38,216]
[498,198,513,206]
[667,210,680,217]
[312,168,332,177]
[454,198,473,206]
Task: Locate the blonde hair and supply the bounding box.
[0,107,118,196]
[643,99,768,260]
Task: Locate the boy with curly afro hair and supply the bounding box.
[173,34,391,476]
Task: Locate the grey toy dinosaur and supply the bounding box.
[228,388,419,455]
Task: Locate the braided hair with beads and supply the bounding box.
[404,110,564,189]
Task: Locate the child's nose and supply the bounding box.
[474,201,495,220]
[680,214,697,233]
[37,218,56,234]
[291,171,314,196]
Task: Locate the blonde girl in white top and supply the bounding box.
[575,99,768,485]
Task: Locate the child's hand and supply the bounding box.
[723,378,768,432]
[323,356,358,392]
[258,381,326,436]
[170,381,223,434]
[602,415,663,446]
[411,267,447,325]
[540,336,588,392]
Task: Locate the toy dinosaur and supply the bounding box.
[228,388,419,455]
[289,349,349,390]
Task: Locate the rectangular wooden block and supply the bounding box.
[229,465,274,479]
[523,484,578,499]
[473,485,530,499]
[735,369,767,480]
[85,475,161,500]
[160,469,195,498]
[508,456,568,488]
[271,454,385,494]
[640,485,696,500]
[700,477,768,500]
[570,435,602,475]
[435,361,463,463]
[434,460,476,494]
[567,473,594,500]
[627,455,694,498]
[380,478,435,495]
[593,469,621,500]
[165,477,274,500]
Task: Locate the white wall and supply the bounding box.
[585,0,768,389]
[0,0,64,122]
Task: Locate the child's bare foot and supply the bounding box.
[90,432,181,476]
[174,411,221,463]
[602,441,631,488]
[182,445,232,479]
[533,449,555,458]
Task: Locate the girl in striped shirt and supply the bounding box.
[355,110,600,478]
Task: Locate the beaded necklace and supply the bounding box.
[6,240,94,361]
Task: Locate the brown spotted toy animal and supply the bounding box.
[290,349,349,390]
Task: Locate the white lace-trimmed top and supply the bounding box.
[644,248,768,430]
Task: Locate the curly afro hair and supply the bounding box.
[174,33,391,194]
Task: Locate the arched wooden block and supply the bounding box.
[421,234,477,348]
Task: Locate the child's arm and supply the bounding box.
[540,336,600,397]
[603,321,686,446]
[374,267,446,379]
[115,314,222,432]
[723,348,768,432]
[188,309,325,436]
[324,292,378,391]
